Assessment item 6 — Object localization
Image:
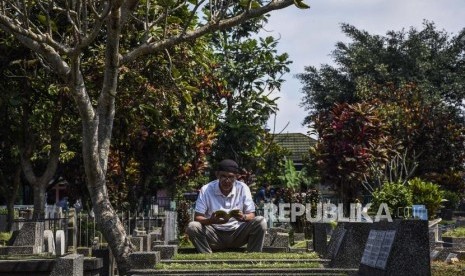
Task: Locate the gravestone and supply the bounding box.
[56,230,66,256]
[92,248,111,276]
[358,220,430,276]
[152,245,178,259]
[326,226,345,259]
[152,240,164,248]
[50,254,84,276]
[12,221,44,254]
[148,227,163,242]
[129,251,160,269]
[44,230,55,254]
[312,222,329,257]
[263,232,273,247]
[428,218,442,251]
[327,222,372,268]
[92,237,100,250]
[430,249,440,261]
[130,236,144,252]
[293,232,306,242]
[273,232,290,247]
[164,211,177,244]
[133,233,149,251]
[263,227,289,249]
[133,224,146,236]
[443,237,465,250]
[76,247,92,256]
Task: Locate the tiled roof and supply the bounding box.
[273,133,317,163]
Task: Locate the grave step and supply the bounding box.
[160,258,330,264]
[130,267,358,275]
[177,246,305,254]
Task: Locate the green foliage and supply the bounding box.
[210,26,291,183]
[313,100,398,203]
[441,190,461,210]
[425,170,465,195]
[299,22,465,200]
[0,232,12,246]
[371,182,412,218]
[255,137,288,187]
[0,209,18,218]
[176,200,192,239]
[371,177,444,219]
[278,158,304,189]
[375,84,465,178]
[408,178,443,219]
[442,227,465,238]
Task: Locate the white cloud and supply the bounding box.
[264,0,465,134]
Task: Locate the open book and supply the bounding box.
[213,209,240,219]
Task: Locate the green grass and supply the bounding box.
[156,261,322,270]
[443,227,465,238]
[291,240,308,248]
[439,220,457,226]
[173,252,319,260]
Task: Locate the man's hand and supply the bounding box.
[230,209,244,221]
[209,212,230,224]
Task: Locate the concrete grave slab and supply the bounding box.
[12,221,44,254]
[50,254,84,276]
[152,245,178,259]
[129,251,160,269]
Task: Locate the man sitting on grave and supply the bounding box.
[186,159,267,253]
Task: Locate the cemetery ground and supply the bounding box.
[2,208,465,275]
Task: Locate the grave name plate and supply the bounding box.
[361,230,396,270]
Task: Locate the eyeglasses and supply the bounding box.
[219,175,236,182]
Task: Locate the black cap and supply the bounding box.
[217,159,240,173]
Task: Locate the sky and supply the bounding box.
[262,0,465,135]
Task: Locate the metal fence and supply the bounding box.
[2,195,197,248]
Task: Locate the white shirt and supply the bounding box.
[195,179,255,231]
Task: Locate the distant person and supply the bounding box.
[73,198,83,213]
[254,183,270,205]
[186,159,267,253]
[57,197,69,212]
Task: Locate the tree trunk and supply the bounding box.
[32,182,47,219]
[6,166,21,231]
[90,180,134,275]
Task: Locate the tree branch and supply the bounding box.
[121,0,295,65]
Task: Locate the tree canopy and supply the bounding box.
[0,1,303,273]
[299,22,465,200]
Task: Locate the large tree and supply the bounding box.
[0,1,302,273]
[210,24,291,178]
[300,22,465,117]
[0,32,74,219]
[299,22,465,193]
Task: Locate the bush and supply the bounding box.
[371,181,412,218]
[441,190,461,210]
[443,227,465,238]
[0,232,12,246]
[408,178,443,219]
[0,208,19,218]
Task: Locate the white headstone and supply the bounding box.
[44,230,55,254]
[164,211,177,243]
[56,230,66,256]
